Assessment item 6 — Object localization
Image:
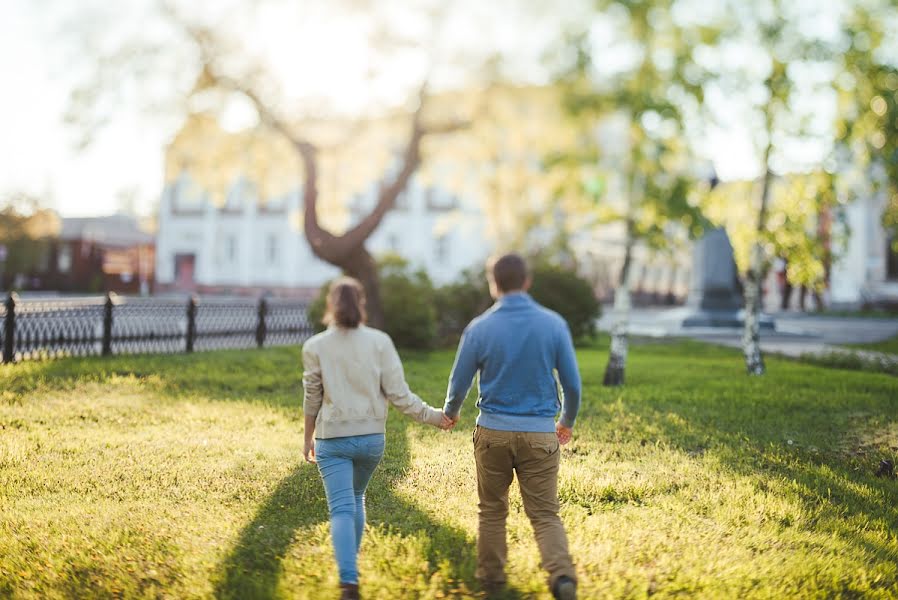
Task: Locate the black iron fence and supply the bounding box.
[1,293,315,364]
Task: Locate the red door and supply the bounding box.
[174,254,196,291]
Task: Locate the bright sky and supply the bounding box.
[0,0,842,218]
[0,2,163,217]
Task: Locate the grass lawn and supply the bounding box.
[1,341,897,599]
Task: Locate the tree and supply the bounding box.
[63,0,478,328]
[460,85,582,255]
[704,0,851,374]
[0,193,60,289]
[551,0,714,386]
[239,80,460,329]
[835,1,898,253]
[703,172,843,312]
[173,14,474,328]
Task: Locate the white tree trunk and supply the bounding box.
[742,242,766,375]
[603,284,631,386]
[603,241,633,387]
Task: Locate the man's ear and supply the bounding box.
[522,277,533,292]
[488,279,500,300]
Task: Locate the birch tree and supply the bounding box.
[551,0,714,386]
[708,0,847,374]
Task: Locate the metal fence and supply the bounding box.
[1,293,315,364]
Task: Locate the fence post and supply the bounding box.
[186,295,197,353]
[3,293,16,364]
[102,292,114,356]
[256,297,268,349]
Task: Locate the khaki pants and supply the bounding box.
[473,425,576,589]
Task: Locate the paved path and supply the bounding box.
[597,308,898,361]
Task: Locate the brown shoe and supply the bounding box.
[340,582,359,600]
[552,576,576,600]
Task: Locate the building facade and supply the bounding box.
[154,90,898,309]
[154,172,489,297]
[57,215,155,295]
[830,192,898,308]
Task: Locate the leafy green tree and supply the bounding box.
[705,0,854,374]
[551,0,714,386]
[835,1,898,252]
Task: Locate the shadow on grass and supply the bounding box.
[613,380,898,589]
[213,413,514,600]
[3,349,501,596]
[213,465,326,599]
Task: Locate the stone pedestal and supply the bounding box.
[680,228,774,329]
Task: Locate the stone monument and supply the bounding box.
[680,228,774,329]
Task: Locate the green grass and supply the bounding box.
[1,341,897,599]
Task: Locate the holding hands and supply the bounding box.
[438,410,458,431]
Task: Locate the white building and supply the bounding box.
[830,192,898,308]
[155,172,490,297]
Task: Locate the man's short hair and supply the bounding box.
[488,253,529,292]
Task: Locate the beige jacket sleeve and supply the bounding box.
[380,336,443,427]
[302,342,324,418]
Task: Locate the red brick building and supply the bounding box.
[55,215,155,294]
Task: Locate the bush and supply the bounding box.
[434,262,601,346]
[306,255,438,350]
[307,258,600,349]
[434,268,492,346]
[798,350,898,377]
[378,255,438,350]
[307,289,327,334]
[528,263,601,341]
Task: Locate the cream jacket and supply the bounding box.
[302,325,443,438]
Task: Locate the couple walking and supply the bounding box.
[302,254,581,600]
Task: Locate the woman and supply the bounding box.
[302,277,450,600]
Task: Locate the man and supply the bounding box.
[443,254,581,600]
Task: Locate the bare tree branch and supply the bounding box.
[338,85,470,251]
[170,9,472,272]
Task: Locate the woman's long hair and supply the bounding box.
[322,277,367,329]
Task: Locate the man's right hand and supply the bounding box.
[440,413,459,430]
[556,422,573,445]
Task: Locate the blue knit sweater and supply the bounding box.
[443,292,582,432]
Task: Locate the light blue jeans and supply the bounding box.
[315,433,386,584]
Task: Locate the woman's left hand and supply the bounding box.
[304,438,316,463]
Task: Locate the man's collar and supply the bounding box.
[497,291,532,305]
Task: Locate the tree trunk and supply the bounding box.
[742,165,772,376]
[205,68,465,333]
[603,232,634,387]
[743,241,766,375]
[340,247,385,329]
